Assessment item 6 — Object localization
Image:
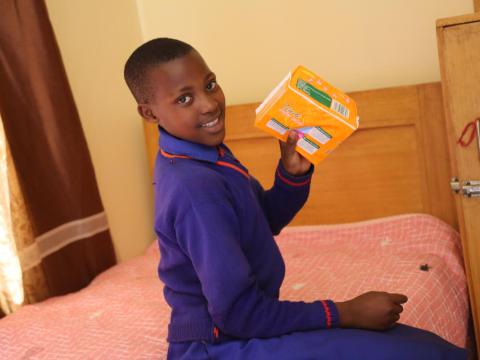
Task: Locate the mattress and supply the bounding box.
[0,214,468,359]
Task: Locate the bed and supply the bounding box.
[0,82,471,358]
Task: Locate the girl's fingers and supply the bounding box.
[282,130,298,157]
[391,304,404,314]
[390,293,408,304]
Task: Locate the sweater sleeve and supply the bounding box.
[175,197,338,339]
[251,160,314,235]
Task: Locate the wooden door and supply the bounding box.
[437,13,480,354]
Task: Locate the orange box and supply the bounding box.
[255,65,359,164]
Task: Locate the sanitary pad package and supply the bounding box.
[255,65,359,164]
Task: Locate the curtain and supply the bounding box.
[0,0,116,303]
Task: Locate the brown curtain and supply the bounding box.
[0,0,116,302]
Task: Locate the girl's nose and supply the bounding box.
[199,94,218,114]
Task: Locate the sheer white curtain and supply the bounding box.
[0,118,23,314]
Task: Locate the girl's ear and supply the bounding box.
[137,104,158,123]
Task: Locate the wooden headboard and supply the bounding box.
[144,82,457,229]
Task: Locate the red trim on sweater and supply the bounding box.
[321,300,332,328]
[276,169,310,187]
[160,149,191,159]
[160,149,249,179]
[216,161,249,179]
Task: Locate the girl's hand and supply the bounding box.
[335,291,408,330]
[279,130,312,176]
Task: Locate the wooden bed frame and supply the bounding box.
[144,82,457,229]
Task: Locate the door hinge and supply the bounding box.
[451,177,480,197]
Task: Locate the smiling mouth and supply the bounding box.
[201,117,220,128]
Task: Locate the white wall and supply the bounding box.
[45,0,155,262]
[137,0,473,104]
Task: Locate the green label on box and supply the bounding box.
[315,126,332,139]
[270,118,288,129]
[302,136,320,149]
[296,79,332,108]
[266,118,289,135]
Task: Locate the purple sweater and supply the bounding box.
[154,129,339,343]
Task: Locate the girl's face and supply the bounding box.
[138,50,226,147]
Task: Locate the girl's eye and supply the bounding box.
[206,80,217,91]
[177,95,192,105]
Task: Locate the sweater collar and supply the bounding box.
[158,127,220,163]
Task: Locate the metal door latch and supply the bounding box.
[451,177,480,197]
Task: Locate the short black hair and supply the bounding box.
[124,38,194,103]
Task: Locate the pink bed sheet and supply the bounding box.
[0,214,468,359]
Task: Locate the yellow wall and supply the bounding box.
[45,0,154,262]
[44,0,473,262]
[138,0,473,104]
